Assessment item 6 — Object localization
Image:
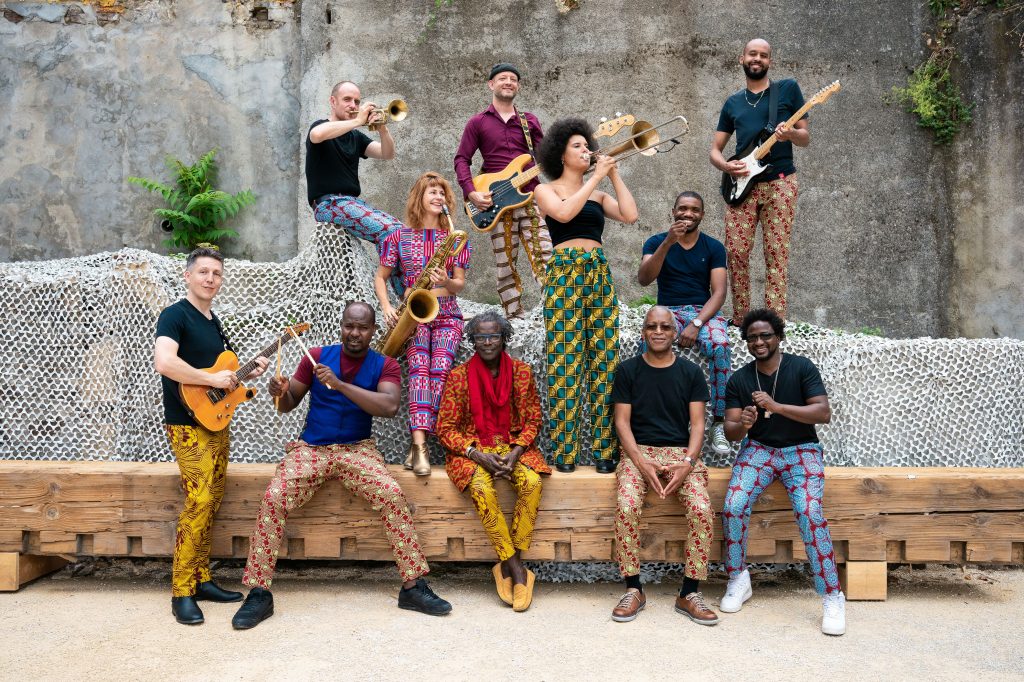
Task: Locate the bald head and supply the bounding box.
[740,39,772,81]
[743,38,771,56]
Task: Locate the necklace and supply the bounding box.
[744,80,770,108]
[754,356,782,418]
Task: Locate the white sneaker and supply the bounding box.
[719,568,752,613]
[822,591,846,635]
[710,422,731,455]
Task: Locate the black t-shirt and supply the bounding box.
[716,78,806,176]
[304,120,372,206]
[725,353,827,448]
[155,299,229,426]
[611,355,710,446]
[642,231,728,307]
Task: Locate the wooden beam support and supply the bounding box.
[840,561,888,601]
[0,553,68,592]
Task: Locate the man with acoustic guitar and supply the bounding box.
[154,246,269,625]
[454,63,552,319]
[710,38,809,326]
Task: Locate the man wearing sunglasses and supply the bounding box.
[720,308,846,635]
[435,311,551,611]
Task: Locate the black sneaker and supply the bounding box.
[231,588,274,630]
[398,579,452,616]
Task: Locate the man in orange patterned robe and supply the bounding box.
[436,311,551,612]
[609,307,718,626]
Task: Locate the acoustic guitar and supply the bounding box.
[720,80,841,206]
[179,322,309,432]
[463,115,635,232]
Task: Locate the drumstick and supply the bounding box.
[274,336,282,411]
[287,325,332,390]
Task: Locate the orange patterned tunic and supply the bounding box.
[436,358,551,491]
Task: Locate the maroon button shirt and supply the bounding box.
[453,104,544,199]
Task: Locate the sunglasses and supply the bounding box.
[744,332,777,343]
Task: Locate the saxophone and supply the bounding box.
[377,209,468,357]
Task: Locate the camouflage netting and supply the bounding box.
[2,222,1023,468]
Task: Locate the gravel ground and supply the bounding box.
[2,561,1023,681]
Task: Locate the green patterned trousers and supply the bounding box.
[543,247,619,467]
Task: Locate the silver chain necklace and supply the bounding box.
[744,79,770,108]
[754,356,782,418]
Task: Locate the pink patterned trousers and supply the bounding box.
[406,296,464,433]
[615,445,713,580]
[242,438,429,587]
[724,174,799,325]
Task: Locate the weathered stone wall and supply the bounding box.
[0,0,300,262]
[1,0,1020,339]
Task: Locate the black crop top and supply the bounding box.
[546,199,605,246]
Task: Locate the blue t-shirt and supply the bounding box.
[642,231,727,307]
[716,78,806,176]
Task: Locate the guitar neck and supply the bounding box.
[235,329,295,379]
[753,97,820,161]
[510,164,542,190]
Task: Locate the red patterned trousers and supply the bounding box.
[242,439,429,588]
[725,173,799,325]
[615,445,713,580]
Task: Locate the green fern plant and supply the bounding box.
[128,149,256,251]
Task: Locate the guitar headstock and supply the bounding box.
[809,80,841,105]
[287,322,310,335]
[595,114,635,138]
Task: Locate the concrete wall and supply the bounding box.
[0,0,300,262]
[1,0,1020,338]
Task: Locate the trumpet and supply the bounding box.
[376,206,468,357]
[586,115,690,170]
[367,99,409,131]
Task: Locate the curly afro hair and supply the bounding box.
[740,308,786,341]
[536,116,595,180]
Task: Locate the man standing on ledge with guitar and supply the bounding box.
[154,246,269,625]
[710,38,809,326]
[454,63,552,319]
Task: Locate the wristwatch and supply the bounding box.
[691,318,703,328]
[683,456,693,465]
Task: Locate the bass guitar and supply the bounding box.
[720,80,841,206]
[179,322,309,432]
[464,115,635,232]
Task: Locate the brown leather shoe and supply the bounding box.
[611,588,646,622]
[675,591,720,625]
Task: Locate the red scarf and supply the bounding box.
[467,352,513,447]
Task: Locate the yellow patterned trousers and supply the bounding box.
[468,463,543,561]
[615,446,713,580]
[165,424,230,597]
[544,247,619,466]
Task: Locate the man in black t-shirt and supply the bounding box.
[306,80,404,292]
[638,190,732,456]
[710,38,809,325]
[608,306,718,626]
[154,246,268,625]
[720,308,846,636]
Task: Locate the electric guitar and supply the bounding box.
[720,80,841,206]
[463,115,635,232]
[179,322,309,432]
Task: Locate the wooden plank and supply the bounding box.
[840,561,888,600]
[904,539,952,562]
[0,553,68,592]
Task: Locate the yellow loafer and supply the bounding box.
[492,563,513,606]
[513,570,535,612]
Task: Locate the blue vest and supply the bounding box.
[300,346,385,446]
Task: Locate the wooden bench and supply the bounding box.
[2,462,1022,599]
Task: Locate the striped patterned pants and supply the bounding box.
[467,461,543,561]
[722,439,840,595]
[242,439,430,587]
[544,247,619,466]
[165,424,230,597]
[724,174,799,324]
[407,296,464,433]
[491,201,552,318]
[615,446,713,579]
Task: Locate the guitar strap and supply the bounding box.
[517,110,546,281]
[767,79,780,130]
[210,311,236,353]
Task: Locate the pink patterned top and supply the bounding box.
[379,227,472,290]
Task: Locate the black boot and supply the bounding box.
[195,580,243,603]
[595,459,617,474]
[232,588,274,630]
[555,463,576,473]
[398,579,452,616]
[171,596,204,625]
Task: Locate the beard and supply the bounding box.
[742,63,769,81]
